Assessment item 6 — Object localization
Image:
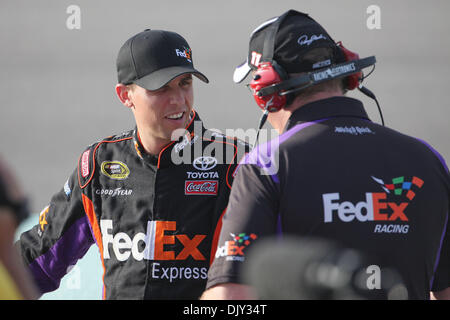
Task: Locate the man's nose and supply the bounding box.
[168,87,185,105]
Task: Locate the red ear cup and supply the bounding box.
[337,42,362,90]
[249,62,286,112]
[249,45,364,110]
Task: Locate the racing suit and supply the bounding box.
[17,111,248,299]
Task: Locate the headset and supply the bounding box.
[247,12,384,147]
[249,42,377,112]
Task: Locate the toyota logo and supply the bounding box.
[193,156,218,171]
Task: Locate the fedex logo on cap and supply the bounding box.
[175,47,192,62]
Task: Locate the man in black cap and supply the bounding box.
[16,29,247,299]
[202,10,450,300]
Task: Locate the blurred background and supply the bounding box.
[2,0,449,299]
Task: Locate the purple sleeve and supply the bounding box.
[16,168,95,295]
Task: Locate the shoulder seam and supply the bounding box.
[78,137,133,189]
[415,138,449,173]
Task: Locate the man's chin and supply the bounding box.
[164,113,192,142]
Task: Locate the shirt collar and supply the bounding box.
[284,96,370,132]
[132,110,205,168]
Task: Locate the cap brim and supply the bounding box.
[233,61,252,83]
[134,66,209,91]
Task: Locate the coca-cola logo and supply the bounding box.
[185,180,218,195]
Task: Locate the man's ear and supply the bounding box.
[115,83,134,108]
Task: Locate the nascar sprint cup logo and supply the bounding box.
[101,161,130,180]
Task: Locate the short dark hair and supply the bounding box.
[286,47,346,105]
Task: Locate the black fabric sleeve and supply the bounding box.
[206,162,280,289]
[15,163,95,296]
[430,153,450,292]
[431,214,450,292]
[431,171,450,292]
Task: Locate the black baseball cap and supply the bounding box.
[117,29,209,90]
[233,10,343,83]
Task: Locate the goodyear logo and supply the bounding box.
[101,161,130,180]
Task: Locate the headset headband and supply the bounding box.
[257,56,376,97]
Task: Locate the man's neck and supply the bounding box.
[136,130,171,156]
[136,114,193,156]
[268,91,344,133]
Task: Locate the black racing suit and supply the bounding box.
[17,111,248,299]
[206,97,450,300]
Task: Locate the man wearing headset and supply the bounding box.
[202,10,450,300]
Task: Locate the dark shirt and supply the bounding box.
[206,97,450,300]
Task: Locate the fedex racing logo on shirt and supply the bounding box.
[215,232,258,262]
[322,175,424,234]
